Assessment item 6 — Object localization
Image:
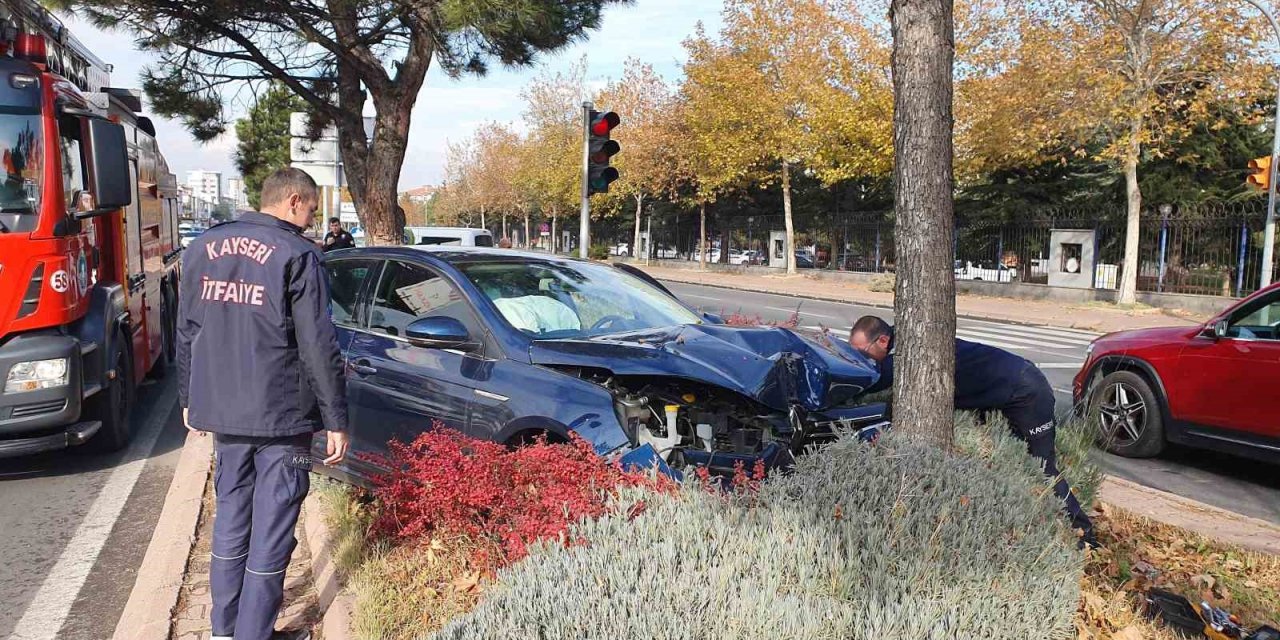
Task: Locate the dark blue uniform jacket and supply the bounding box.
[177,212,348,437]
[866,337,1033,410]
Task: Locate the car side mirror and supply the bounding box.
[1212,319,1229,340]
[406,316,476,351]
[74,118,131,219]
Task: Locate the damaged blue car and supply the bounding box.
[314,247,888,485]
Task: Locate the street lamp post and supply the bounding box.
[1242,0,1280,289]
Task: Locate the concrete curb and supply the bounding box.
[302,489,353,640]
[1099,476,1280,555]
[111,432,213,640]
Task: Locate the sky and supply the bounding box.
[59,1,723,192]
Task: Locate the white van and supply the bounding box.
[402,226,494,247]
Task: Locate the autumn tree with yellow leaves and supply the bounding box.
[595,61,683,258]
[678,0,892,273]
[960,0,1274,304]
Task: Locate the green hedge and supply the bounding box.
[432,415,1089,640]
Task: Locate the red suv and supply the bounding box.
[1074,282,1280,462]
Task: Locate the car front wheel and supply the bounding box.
[1089,370,1165,458]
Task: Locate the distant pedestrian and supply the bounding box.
[322,217,355,252]
[178,167,349,640]
[848,315,1096,548]
[499,237,513,249]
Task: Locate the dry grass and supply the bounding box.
[351,535,501,640]
[867,272,895,293]
[1073,300,1159,315]
[1078,503,1280,639]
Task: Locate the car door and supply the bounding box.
[314,257,380,473]
[1180,289,1280,438]
[344,259,479,456]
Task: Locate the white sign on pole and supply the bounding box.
[288,112,374,189]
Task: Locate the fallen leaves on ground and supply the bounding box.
[1076,503,1279,640]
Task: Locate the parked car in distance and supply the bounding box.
[316,247,888,485]
[608,243,630,256]
[794,251,816,269]
[954,261,1016,282]
[731,250,761,265]
[403,226,494,247]
[1074,282,1280,463]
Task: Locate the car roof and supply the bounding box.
[327,245,595,266]
[403,226,493,234]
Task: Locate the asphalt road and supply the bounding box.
[0,375,185,640]
[666,280,1280,525]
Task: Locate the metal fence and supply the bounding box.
[597,201,1279,298]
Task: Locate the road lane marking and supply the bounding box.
[951,333,1034,351]
[680,293,724,301]
[956,328,1084,350]
[10,383,177,640]
[765,305,839,319]
[1036,362,1085,370]
[966,318,1100,338]
[960,323,1096,346]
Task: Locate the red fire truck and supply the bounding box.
[0,0,181,457]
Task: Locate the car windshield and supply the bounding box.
[456,260,703,339]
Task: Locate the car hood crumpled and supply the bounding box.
[528,324,881,412]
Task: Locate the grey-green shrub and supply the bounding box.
[868,272,896,293]
[432,421,1085,640]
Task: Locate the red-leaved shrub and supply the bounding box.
[366,425,670,564]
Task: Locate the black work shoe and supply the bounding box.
[270,630,312,640]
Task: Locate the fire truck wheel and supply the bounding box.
[86,337,135,452]
[151,290,175,378]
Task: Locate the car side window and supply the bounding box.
[368,261,476,338]
[325,259,378,328]
[1228,293,1280,340]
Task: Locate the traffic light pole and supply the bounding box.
[580,101,592,260]
[1242,0,1280,288]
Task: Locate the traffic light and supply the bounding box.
[1248,156,1273,190]
[587,110,620,195]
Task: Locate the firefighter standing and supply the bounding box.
[178,168,349,640]
[848,315,1096,548]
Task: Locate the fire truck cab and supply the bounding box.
[0,1,181,457]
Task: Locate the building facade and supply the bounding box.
[225,176,249,210]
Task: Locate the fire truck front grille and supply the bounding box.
[17,263,43,319]
[10,399,67,419]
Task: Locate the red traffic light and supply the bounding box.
[590,111,620,136]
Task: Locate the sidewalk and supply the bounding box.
[635,264,1209,334]
[168,479,321,640]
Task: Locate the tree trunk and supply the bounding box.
[333,65,415,247]
[699,201,707,270]
[551,210,558,254]
[782,159,797,274]
[1118,115,1144,305]
[502,213,508,240]
[890,0,957,449]
[480,204,486,231]
[633,193,644,259]
[524,213,531,249]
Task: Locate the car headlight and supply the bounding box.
[5,358,69,393]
